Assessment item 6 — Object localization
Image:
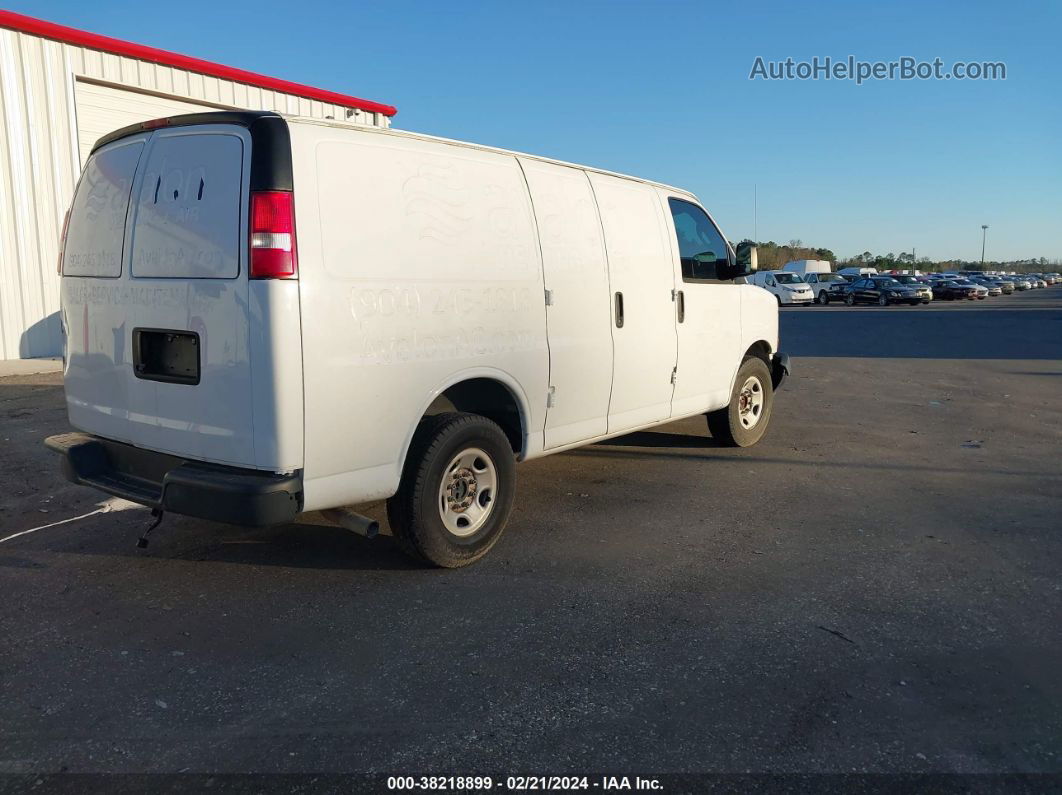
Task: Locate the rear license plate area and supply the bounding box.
[132,329,200,385]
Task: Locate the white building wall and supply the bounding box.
[0,26,390,360]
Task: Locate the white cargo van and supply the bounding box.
[46,111,789,567]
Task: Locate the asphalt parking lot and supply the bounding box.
[1,288,1060,781]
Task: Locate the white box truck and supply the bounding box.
[46,112,789,567]
[781,259,832,278]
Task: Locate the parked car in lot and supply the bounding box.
[951,278,989,299]
[890,275,933,303]
[1028,276,1047,288]
[749,270,815,305]
[44,110,788,568]
[931,280,980,300]
[970,277,1003,296]
[803,272,851,304]
[843,277,923,306]
[1003,276,1033,290]
[976,277,1014,294]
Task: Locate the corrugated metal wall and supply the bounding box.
[0,26,389,360]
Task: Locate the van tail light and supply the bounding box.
[249,191,297,279]
[57,209,70,274]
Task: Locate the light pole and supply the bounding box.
[981,224,989,268]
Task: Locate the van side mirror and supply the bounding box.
[733,243,758,278]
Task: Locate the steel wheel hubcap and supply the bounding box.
[438,447,497,537]
[737,376,765,430]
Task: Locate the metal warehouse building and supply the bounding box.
[0,10,396,361]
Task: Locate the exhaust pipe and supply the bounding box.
[322,507,380,539]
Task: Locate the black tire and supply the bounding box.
[387,412,516,568]
[844,294,855,306]
[877,294,889,306]
[908,299,919,306]
[706,356,774,448]
[817,291,830,305]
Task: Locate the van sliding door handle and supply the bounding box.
[614,292,624,328]
[677,290,685,323]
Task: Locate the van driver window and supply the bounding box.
[667,198,728,282]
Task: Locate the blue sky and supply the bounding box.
[13,0,1061,262]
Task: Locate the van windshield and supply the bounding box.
[774,273,803,284]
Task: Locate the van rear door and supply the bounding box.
[62,123,258,467]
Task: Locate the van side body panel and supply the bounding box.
[247,280,304,472]
[291,123,548,510]
[586,172,678,435]
[518,157,614,450]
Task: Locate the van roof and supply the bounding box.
[295,116,696,197]
[92,111,696,200]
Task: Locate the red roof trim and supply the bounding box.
[0,10,397,117]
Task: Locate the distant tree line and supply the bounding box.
[839,251,1059,273]
[733,240,1059,273]
[734,239,836,270]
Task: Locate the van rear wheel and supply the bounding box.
[706,356,774,447]
[387,412,516,568]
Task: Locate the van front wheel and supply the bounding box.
[387,412,516,568]
[706,357,774,447]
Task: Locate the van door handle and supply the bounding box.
[614,292,624,328]
[677,290,685,323]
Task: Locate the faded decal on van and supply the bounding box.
[360,326,540,365]
[349,285,533,327]
[316,139,538,282]
[64,141,144,278]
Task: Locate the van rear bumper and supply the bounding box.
[44,432,302,526]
